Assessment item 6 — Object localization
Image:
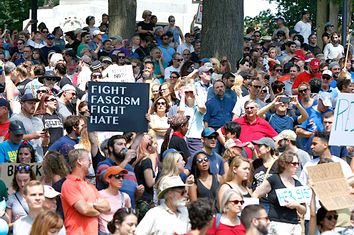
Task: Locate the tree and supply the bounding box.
[201,0,244,72]
[244,9,276,36]
[108,0,137,39]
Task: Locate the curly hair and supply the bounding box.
[152,96,170,113]
[188,198,214,230]
[277,151,298,173]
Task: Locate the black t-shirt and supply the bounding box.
[267,174,302,224]
[16,79,31,95]
[42,112,64,147]
[134,158,155,201]
[40,46,62,65]
[160,135,191,162]
[252,158,278,190]
[137,21,154,39]
[52,177,66,219]
[65,40,81,54]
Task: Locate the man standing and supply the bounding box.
[164,52,182,79]
[13,180,45,235]
[292,58,321,93]
[10,93,45,161]
[204,80,235,130]
[241,205,269,235]
[319,70,338,107]
[57,84,77,118]
[61,149,110,235]
[177,33,194,54]
[96,135,142,208]
[195,65,212,102]
[158,33,175,64]
[294,10,312,44]
[0,120,25,163]
[207,72,237,102]
[136,176,189,235]
[185,127,225,176]
[323,32,344,61]
[40,33,61,66]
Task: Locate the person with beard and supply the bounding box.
[57,84,77,119]
[292,58,322,94]
[274,130,311,177]
[323,32,344,61]
[241,204,270,235]
[61,149,110,235]
[48,115,86,152]
[96,135,143,209]
[329,61,341,88]
[135,175,190,235]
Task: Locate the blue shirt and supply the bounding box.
[158,45,175,64]
[265,113,298,133]
[207,87,237,103]
[0,140,21,163]
[185,150,225,175]
[48,135,79,151]
[204,96,236,129]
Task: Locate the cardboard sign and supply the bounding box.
[329,93,354,146]
[275,186,312,206]
[0,163,43,193]
[104,65,135,83]
[88,82,150,132]
[308,162,354,211]
[195,3,203,24]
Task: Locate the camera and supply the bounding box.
[279,96,290,103]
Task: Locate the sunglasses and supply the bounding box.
[109,174,124,180]
[291,162,299,167]
[156,102,166,106]
[229,199,245,205]
[170,76,178,79]
[252,85,262,89]
[326,215,338,221]
[322,76,331,80]
[17,165,31,172]
[298,88,308,93]
[152,90,159,93]
[206,135,217,140]
[46,98,56,102]
[37,90,48,94]
[245,106,255,110]
[174,59,183,62]
[118,56,126,59]
[44,77,58,81]
[261,90,268,93]
[275,69,282,72]
[92,75,102,78]
[196,157,209,164]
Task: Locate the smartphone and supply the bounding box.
[279,96,290,103]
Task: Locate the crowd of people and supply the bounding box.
[0,6,353,235]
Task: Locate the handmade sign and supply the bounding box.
[275,186,312,206]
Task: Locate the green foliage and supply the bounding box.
[0,0,59,31]
[244,9,276,36]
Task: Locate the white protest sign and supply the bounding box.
[275,186,312,206]
[104,65,135,83]
[329,93,354,146]
[195,3,203,24]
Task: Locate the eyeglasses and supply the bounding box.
[170,76,178,79]
[229,199,245,205]
[291,162,299,167]
[245,106,255,110]
[322,76,331,80]
[298,88,308,93]
[17,164,31,172]
[174,59,183,62]
[46,98,56,102]
[196,157,209,164]
[37,90,48,94]
[156,102,166,106]
[326,215,338,221]
[111,174,124,180]
[252,85,262,89]
[92,75,103,79]
[118,56,126,59]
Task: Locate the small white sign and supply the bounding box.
[275,186,312,206]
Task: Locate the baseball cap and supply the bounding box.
[275,16,285,22]
[319,92,332,107]
[201,127,219,138]
[90,60,102,70]
[198,65,213,74]
[20,93,39,102]
[101,56,113,64]
[309,58,321,70]
[39,70,61,84]
[329,61,339,70]
[325,22,334,27]
[322,70,333,77]
[273,130,297,142]
[9,120,26,135]
[252,137,276,150]
[224,138,249,149]
[93,30,104,37]
[47,33,55,39]
[58,84,76,97]
[81,55,92,65]
[44,185,60,198]
[104,166,128,180]
[199,58,210,63]
[110,35,123,41]
[0,98,9,108]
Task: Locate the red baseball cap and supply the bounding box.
[309,58,321,69]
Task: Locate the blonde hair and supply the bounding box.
[210,57,221,73]
[142,10,152,19]
[30,210,63,235]
[155,152,182,193]
[231,74,243,98]
[226,157,252,187]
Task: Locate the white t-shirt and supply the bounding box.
[164,66,180,80]
[294,20,312,44]
[323,43,344,60]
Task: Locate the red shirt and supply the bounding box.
[206,216,246,235]
[292,71,321,89]
[0,121,10,142]
[61,174,101,235]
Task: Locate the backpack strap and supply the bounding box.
[215,213,222,229]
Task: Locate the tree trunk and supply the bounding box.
[201,0,243,72]
[316,0,328,49]
[108,0,137,39]
[328,0,339,32]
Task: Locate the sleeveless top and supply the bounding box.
[225,182,251,198]
[197,174,220,200]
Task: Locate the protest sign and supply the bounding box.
[88,82,150,132]
[0,163,43,193]
[275,186,312,206]
[329,93,354,146]
[308,162,354,211]
[105,65,135,83]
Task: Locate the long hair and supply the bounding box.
[190,151,212,180]
[132,134,156,167]
[29,210,63,235]
[107,208,137,234]
[35,93,51,115]
[16,143,36,163]
[226,157,252,187]
[42,151,70,184]
[12,164,36,192]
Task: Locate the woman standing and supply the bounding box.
[188,151,221,203]
[6,164,36,228]
[207,189,246,235]
[218,157,252,209]
[253,151,306,235]
[16,143,36,164]
[164,15,184,49]
[137,10,154,39]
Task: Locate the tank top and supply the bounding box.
[197,174,220,200]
